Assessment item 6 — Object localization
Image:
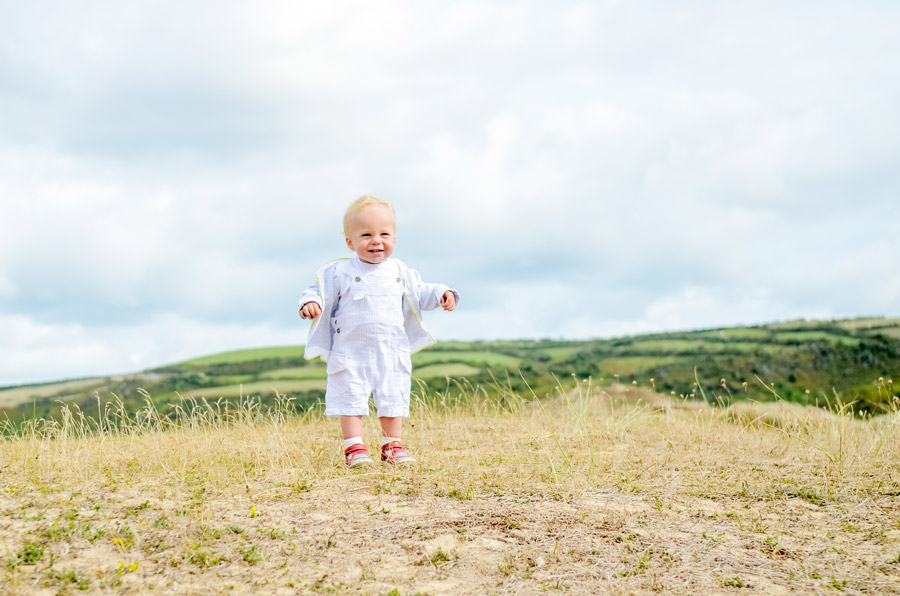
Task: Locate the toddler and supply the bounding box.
[299,195,458,467]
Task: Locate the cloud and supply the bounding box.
[0,313,303,386]
[1,1,898,384]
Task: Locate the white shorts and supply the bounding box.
[323,352,412,418]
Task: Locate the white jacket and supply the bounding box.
[300,258,458,362]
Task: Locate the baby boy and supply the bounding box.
[299,195,458,467]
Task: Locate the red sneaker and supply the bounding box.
[381,440,415,466]
[344,443,373,468]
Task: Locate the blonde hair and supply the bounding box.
[342,194,395,236]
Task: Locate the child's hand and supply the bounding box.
[440,290,456,311]
[299,302,322,319]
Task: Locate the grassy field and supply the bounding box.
[176,347,305,368]
[411,351,521,369]
[3,316,900,425]
[0,382,897,595]
[0,379,107,408]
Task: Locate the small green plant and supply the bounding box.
[184,549,224,568]
[830,577,847,590]
[498,556,518,576]
[112,524,135,551]
[617,547,654,577]
[721,576,746,588]
[446,484,475,501]
[243,545,262,565]
[429,547,456,568]
[19,541,44,564]
[49,568,91,590]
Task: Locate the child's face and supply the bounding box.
[345,205,396,264]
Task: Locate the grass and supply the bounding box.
[0,378,107,408]
[259,366,328,381]
[835,317,900,330]
[411,350,521,368]
[259,363,481,382]
[862,327,900,339]
[621,340,784,354]
[412,363,482,379]
[5,317,900,418]
[774,332,860,345]
[618,339,712,352]
[0,381,898,594]
[171,379,326,399]
[534,346,585,362]
[176,346,304,368]
[696,328,773,340]
[597,356,686,375]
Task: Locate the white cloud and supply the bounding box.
[1,1,899,384]
[0,313,303,386]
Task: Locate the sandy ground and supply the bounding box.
[1,388,898,594]
[2,464,898,594]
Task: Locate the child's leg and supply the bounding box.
[379,416,402,439]
[340,415,373,468]
[379,417,414,465]
[340,415,364,440]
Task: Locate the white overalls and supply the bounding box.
[300,257,459,419]
[324,259,413,418]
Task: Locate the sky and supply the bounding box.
[1,1,898,386]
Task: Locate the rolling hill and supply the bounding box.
[2,316,899,427]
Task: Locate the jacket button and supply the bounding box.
[336,329,340,333]
[396,277,401,282]
[354,277,361,282]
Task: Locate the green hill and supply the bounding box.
[2,316,899,427]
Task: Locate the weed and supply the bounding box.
[780,486,827,507]
[617,547,653,577]
[243,545,262,565]
[184,549,224,568]
[429,547,456,568]
[447,486,475,501]
[46,568,91,590]
[498,556,518,576]
[18,540,44,564]
[115,561,140,575]
[721,576,747,588]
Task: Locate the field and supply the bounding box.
[1,382,898,595]
[3,317,900,428]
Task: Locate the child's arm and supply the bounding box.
[408,268,459,312]
[298,281,323,319]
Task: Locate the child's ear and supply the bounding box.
[345,236,354,251]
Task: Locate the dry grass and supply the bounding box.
[0,381,898,595]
